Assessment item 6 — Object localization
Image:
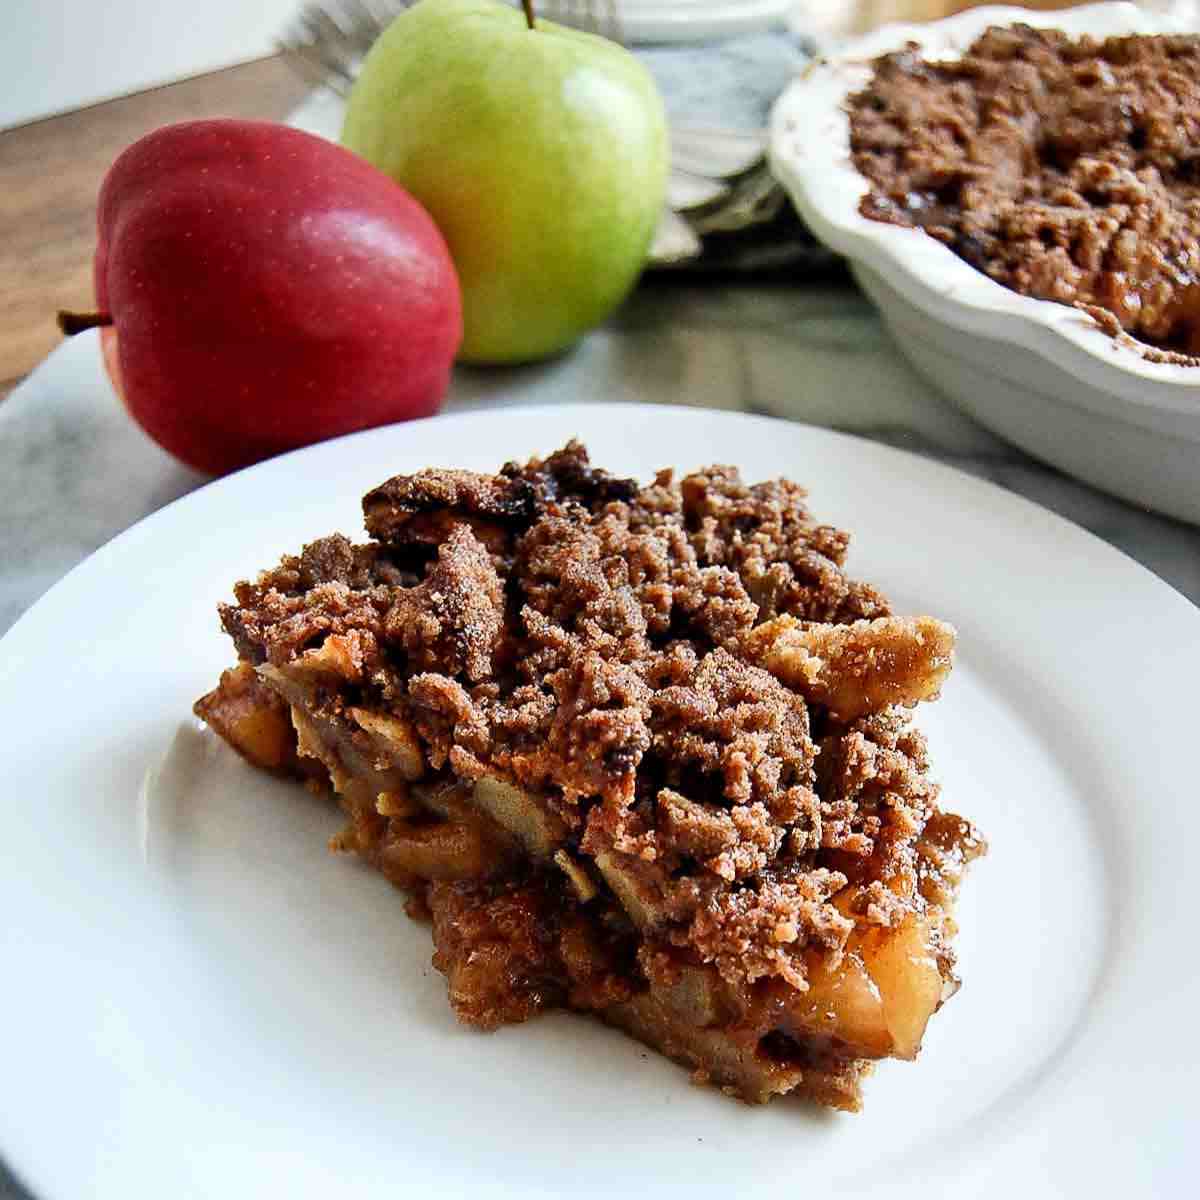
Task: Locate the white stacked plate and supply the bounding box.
[538,0,794,42]
[769,2,1200,525]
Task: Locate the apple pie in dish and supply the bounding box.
[195,441,985,1111]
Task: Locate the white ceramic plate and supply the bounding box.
[2,404,1197,1199]
[769,3,1200,525]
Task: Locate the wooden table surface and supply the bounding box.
[0,56,312,402]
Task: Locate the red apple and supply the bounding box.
[72,119,462,475]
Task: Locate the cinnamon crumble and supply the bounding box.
[196,440,985,1111]
[849,26,1200,359]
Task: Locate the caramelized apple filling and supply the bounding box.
[196,442,985,1111]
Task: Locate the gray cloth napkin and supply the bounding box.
[640,30,809,130]
[641,32,841,276]
[0,334,203,637]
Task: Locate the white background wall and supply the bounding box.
[1,0,302,130]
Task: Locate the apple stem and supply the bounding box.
[57,310,113,336]
[522,1,536,30]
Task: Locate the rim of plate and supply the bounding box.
[594,0,793,42]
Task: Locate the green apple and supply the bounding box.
[342,0,668,365]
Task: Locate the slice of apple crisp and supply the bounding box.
[196,441,985,1111]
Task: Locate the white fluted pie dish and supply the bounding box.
[769,2,1200,524]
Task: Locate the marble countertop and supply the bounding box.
[2,280,1197,649]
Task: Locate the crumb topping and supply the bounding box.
[684,870,852,992]
[816,709,939,889]
[383,525,504,683]
[215,441,978,1001]
[849,26,1200,358]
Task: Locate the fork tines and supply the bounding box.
[280,0,624,91]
